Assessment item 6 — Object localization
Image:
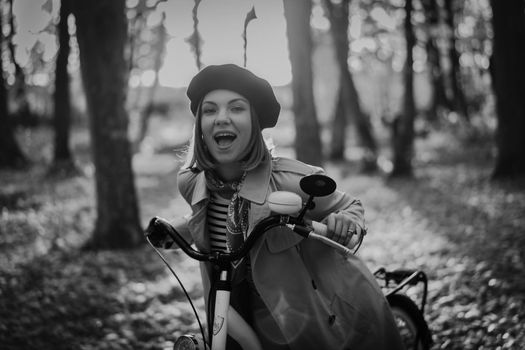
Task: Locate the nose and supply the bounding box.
[214,107,231,125]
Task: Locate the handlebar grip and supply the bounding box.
[146,216,210,261]
[308,220,362,255]
[146,216,176,238]
[145,216,182,249]
[310,220,328,236]
[145,217,166,246]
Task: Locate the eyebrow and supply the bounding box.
[202,98,249,105]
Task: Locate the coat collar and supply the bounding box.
[190,159,272,206]
[239,159,271,204]
[190,171,207,206]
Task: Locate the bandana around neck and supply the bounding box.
[205,171,249,262]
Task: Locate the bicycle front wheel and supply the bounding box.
[387,294,432,350]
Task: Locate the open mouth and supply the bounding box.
[214,132,237,147]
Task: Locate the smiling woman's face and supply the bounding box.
[200,89,252,166]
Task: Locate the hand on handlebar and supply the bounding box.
[145,217,173,248]
[323,212,361,247]
[305,217,364,251]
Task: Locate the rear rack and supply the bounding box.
[374,267,428,314]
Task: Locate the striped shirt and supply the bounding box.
[207,192,230,252]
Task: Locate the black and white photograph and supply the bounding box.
[1,0,524,349]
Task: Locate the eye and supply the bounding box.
[230,104,247,113]
[202,105,216,115]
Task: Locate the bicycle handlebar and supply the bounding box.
[146,216,283,263]
[146,216,210,261]
[146,214,355,264]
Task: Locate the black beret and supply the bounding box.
[186,64,280,129]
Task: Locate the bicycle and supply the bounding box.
[374,268,432,350]
[145,174,431,350]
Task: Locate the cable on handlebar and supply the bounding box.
[352,234,364,254]
[146,236,207,345]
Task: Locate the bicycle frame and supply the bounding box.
[147,209,356,350]
[148,215,293,349]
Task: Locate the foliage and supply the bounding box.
[1,0,523,346]
[1,126,525,349]
[350,132,525,349]
[0,244,204,350]
[127,0,168,84]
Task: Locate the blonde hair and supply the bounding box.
[185,102,270,172]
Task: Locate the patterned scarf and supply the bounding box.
[205,171,249,259]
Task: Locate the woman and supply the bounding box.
[156,64,404,350]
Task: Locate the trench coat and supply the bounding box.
[171,157,405,350]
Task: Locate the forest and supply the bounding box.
[0,0,524,349]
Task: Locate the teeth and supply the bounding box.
[214,133,236,140]
[214,132,236,146]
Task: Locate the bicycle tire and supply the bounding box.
[387,294,432,350]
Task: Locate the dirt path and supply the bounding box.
[326,159,525,349]
[1,138,524,349]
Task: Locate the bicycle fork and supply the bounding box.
[211,269,231,350]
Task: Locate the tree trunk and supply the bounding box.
[133,13,167,153]
[421,0,450,121]
[73,0,142,249]
[329,81,346,160]
[7,0,30,117]
[0,0,27,169]
[443,0,469,120]
[188,0,203,70]
[490,0,525,178]
[283,0,323,166]
[50,0,77,174]
[341,68,378,171]
[391,0,416,177]
[324,0,349,161]
[323,0,377,170]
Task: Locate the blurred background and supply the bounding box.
[1,0,524,349]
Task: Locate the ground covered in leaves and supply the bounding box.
[1,129,524,350]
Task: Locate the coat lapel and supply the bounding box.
[188,204,210,251]
[239,159,271,205]
[243,159,304,254]
[190,171,208,206]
